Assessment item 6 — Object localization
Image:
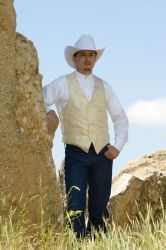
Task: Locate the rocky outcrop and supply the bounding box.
[0,0,62,225]
[109,150,166,226]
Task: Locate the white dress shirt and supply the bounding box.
[43,71,129,151]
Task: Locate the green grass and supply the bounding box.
[0,202,166,250]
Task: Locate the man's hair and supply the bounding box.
[73,51,97,57]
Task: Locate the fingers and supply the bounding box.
[47,111,59,134]
[104,150,113,160]
[48,117,56,134]
[104,145,120,160]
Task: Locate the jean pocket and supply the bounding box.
[103,146,114,160]
[103,151,112,160]
[99,144,110,155]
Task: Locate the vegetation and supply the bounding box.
[0,202,166,250]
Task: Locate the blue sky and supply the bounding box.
[14,0,166,176]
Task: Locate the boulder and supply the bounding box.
[109,150,166,226]
[0,0,62,225]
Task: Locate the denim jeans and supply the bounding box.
[64,143,113,237]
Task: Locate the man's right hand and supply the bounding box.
[47,110,59,134]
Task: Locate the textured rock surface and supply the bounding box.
[109,150,166,226]
[0,0,62,225]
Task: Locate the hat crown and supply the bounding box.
[74,34,96,50]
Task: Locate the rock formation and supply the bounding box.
[109,150,166,226]
[0,0,62,225]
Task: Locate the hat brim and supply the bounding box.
[64,46,105,69]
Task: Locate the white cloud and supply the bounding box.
[127,98,166,127]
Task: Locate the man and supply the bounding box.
[43,34,128,237]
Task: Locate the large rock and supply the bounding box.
[109,150,166,226]
[0,0,62,225]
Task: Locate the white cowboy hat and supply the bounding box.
[64,34,105,68]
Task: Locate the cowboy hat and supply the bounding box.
[64,34,105,68]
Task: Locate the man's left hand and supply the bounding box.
[104,145,120,160]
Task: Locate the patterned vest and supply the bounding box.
[58,73,110,154]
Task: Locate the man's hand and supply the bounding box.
[47,110,59,134]
[104,145,120,160]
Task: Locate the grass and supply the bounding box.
[0,201,166,250]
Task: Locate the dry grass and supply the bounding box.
[0,200,166,250]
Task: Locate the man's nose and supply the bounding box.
[85,55,91,61]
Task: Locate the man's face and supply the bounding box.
[73,50,97,75]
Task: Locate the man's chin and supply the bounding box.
[83,68,92,73]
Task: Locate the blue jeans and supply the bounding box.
[64,143,113,237]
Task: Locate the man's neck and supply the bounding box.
[76,70,93,78]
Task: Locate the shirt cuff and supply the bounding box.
[46,107,52,113]
[113,139,126,152]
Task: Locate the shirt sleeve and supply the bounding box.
[103,81,129,151]
[43,76,68,113]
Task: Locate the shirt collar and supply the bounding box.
[74,70,93,81]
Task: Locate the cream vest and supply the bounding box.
[58,73,110,154]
